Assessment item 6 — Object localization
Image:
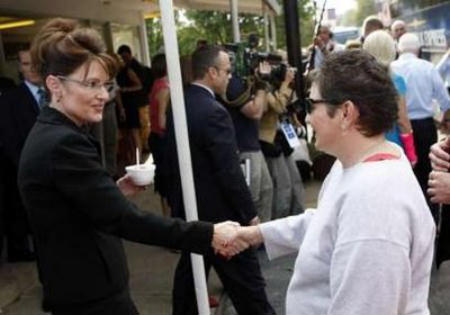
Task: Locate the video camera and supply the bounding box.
[224,34,288,82]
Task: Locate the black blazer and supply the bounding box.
[166,84,257,225]
[0,82,40,167]
[18,106,213,313]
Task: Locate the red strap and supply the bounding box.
[363,153,400,162]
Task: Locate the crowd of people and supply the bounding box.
[0,12,449,315]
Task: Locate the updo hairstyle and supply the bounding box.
[30,18,117,88]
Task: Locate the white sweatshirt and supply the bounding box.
[260,155,435,315]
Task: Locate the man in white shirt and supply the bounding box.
[310,24,344,70]
[392,33,450,221]
[437,49,450,94]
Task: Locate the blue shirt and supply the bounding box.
[391,53,450,120]
[385,72,407,147]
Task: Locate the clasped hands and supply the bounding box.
[212,217,263,259]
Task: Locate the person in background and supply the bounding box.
[391,20,407,42]
[117,45,153,154]
[18,18,243,315]
[0,48,44,262]
[392,33,450,222]
[363,30,417,165]
[310,24,343,70]
[235,50,435,315]
[220,61,273,224]
[259,66,304,218]
[166,45,275,315]
[437,48,450,95]
[148,53,171,217]
[360,15,384,43]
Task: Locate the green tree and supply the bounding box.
[275,0,315,49]
[354,0,377,26]
[146,2,315,57]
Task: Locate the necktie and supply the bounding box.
[37,88,46,109]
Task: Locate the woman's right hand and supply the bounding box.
[117,174,145,197]
[429,137,450,172]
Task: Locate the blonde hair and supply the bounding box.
[363,30,396,67]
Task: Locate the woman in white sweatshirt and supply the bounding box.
[235,50,435,315]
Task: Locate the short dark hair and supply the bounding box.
[152,54,166,79]
[191,45,224,80]
[117,44,132,55]
[313,50,398,137]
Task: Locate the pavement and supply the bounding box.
[2,179,450,314]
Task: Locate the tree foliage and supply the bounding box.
[146,1,315,58]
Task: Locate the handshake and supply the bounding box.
[211,217,264,259]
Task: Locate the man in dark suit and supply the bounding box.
[0,49,44,262]
[167,46,275,315]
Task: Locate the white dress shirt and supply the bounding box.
[391,53,450,120]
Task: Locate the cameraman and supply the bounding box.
[259,66,304,218]
[218,63,273,224]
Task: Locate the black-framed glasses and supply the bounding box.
[304,98,335,114]
[57,76,115,93]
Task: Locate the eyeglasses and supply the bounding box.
[57,76,115,93]
[304,98,336,114]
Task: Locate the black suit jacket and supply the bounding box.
[18,106,213,312]
[0,82,40,167]
[166,84,257,225]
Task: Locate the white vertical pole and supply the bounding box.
[270,13,277,51]
[264,9,270,51]
[158,1,210,315]
[139,13,152,66]
[230,0,240,43]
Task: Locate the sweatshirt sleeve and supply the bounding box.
[260,209,315,260]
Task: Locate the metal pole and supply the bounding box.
[264,9,270,51]
[270,13,277,51]
[139,13,151,66]
[158,1,210,314]
[283,0,305,100]
[102,22,115,55]
[0,33,5,74]
[230,0,241,43]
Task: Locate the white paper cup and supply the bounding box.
[125,164,155,186]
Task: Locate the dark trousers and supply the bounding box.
[4,165,32,258]
[411,118,439,222]
[51,288,138,315]
[172,248,275,315]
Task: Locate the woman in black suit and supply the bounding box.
[17,18,243,315]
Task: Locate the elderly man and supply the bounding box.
[392,33,450,221]
[391,20,407,41]
[310,24,343,70]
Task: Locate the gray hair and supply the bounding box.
[398,33,421,53]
